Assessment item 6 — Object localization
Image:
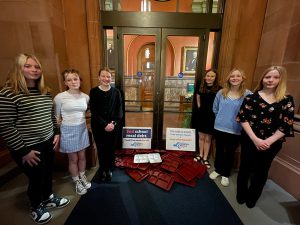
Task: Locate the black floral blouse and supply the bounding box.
[237,92,294,140]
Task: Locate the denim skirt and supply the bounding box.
[60,123,90,153]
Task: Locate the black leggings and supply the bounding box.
[12,137,54,208]
[92,128,118,172]
[214,130,240,177]
[237,132,282,203]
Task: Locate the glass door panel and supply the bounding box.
[123,34,155,110]
[123,34,156,128]
[162,35,200,139]
[118,27,162,146]
[118,27,207,148]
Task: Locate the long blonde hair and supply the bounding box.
[5,53,49,94]
[254,66,287,102]
[222,68,247,98]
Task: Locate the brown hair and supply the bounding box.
[61,68,80,81]
[98,67,112,76]
[199,69,219,93]
[61,68,81,90]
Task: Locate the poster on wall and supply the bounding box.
[166,128,196,151]
[122,127,152,149]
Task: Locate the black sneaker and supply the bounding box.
[31,203,52,224]
[236,194,246,205]
[95,170,106,183]
[105,170,113,181]
[246,198,257,208]
[43,194,70,209]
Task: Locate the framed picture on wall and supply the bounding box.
[182,46,198,74]
[106,38,115,69]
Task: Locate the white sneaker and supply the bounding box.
[80,174,91,189]
[75,180,87,195]
[221,176,229,186]
[43,194,70,209]
[31,203,52,224]
[209,171,220,180]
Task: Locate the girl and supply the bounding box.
[194,69,221,169]
[236,66,294,208]
[209,68,252,186]
[90,68,123,182]
[54,69,91,195]
[0,53,69,224]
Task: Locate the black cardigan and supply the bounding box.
[89,86,123,130]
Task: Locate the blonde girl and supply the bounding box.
[236,66,294,208]
[0,53,69,224]
[209,68,251,186]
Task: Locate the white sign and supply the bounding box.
[166,128,196,151]
[122,127,152,149]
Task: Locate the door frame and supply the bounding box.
[157,28,208,148]
[116,27,209,148]
[117,27,162,148]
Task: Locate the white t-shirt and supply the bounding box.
[54,91,89,126]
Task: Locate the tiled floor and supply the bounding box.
[208,165,299,225]
[0,161,298,225]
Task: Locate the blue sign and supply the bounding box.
[137,71,143,77]
[178,72,184,78]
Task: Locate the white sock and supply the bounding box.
[79,171,85,177]
[72,176,80,182]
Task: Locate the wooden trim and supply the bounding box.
[101,11,223,29]
[270,158,300,199]
[0,148,13,170]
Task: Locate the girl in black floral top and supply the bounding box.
[236,66,294,208]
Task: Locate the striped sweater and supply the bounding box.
[0,87,59,157]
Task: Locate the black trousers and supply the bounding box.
[92,127,118,172]
[11,137,54,208]
[237,131,282,204]
[214,130,240,177]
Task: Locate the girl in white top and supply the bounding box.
[54,69,91,195]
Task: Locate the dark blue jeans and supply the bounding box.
[11,137,54,208]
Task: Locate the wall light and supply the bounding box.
[141,0,151,11]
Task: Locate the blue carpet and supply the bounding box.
[64,168,243,225]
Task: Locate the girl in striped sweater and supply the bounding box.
[0,53,69,224]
